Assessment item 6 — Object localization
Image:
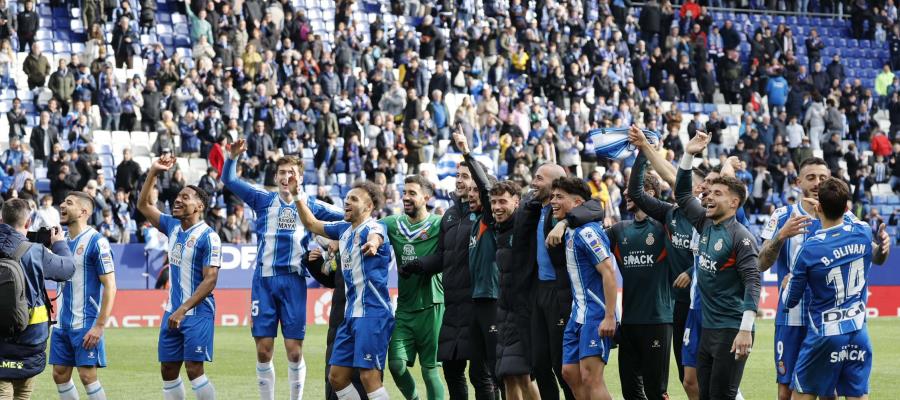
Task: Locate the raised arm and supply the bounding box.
[222,139,267,209]
[291,181,327,237]
[675,133,711,230]
[628,126,676,187]
[456,133,494,224]
[629,151,674,223]
[137,155,176,230]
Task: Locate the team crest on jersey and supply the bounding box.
[419,231,428,240]
[646,233,655,246]
[403,244,416,256]
[76,245,85,255]
[714,239,723,251]
[278,208,297,230]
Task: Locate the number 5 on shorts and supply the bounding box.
[251,300,260,317]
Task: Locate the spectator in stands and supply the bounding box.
[99,77,122,131]
[51,164,78,205]
[99,209,122,243]
[111,15,138,69]
[114,148,142,195]
[120,77,143,131]
[17,178,36,202]
[15,0,37,52]
[6,97,24,138]
[220,213,243,244]
[48,59,75,112]
[0,137,24,172]
[0,0,11,45]
[12,159,33,192]
[22,42,48,90]
[197,167,221,206]
[766,70,789,114]
[31,194,60,230]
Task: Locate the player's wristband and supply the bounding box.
[740,310,756,331]
[679,153,695,171]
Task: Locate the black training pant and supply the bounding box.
[697,328,753,400]
[618,324,673,400]
[470,299,499,400]
[673,301,690,382]
[531,281,575,400]
[443,360,468,400]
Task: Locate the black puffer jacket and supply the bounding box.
[420,197,474,361]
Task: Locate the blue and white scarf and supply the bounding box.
[589,127,661,160]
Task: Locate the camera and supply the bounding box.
[26,227,56,248]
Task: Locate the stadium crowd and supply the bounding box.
[0,0,898,399]
[0,0,897,245]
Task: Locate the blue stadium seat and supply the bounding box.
[37,179,50,193]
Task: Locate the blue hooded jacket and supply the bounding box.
[0,224,75,379]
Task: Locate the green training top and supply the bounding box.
[607,218,673,324]
[382,213,444,311]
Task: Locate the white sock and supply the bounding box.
[191,374,216,400]
[85,381,107,400]
[162,378,186,400]
[336,384,362,400]
[735,389,744,400]
[257,361,275,400]
[367,387,389,400]
[288,358,307,400]
[57,380,79,400]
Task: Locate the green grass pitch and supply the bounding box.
[33,319,900,399]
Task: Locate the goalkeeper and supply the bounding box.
[382,174,445,400]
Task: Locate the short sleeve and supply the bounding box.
[578,226,610,267]
[158,214,178,237]
[323,221,350,241]
[204,232,222,267]
[95,236,115,275]
[761,207,789,241]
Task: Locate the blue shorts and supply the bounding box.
[774,324,807,384]
[792,327,872,397]
[251,273,308,339]
[681,308,702,368]
[562,317,612,365]
[158,313,215,363]
[330,316,394,370]
[49,328,107,368]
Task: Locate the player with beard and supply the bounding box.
[223,139,344,400]
[138,154,222,400]
[380,175,444,400]
[50,192,117,400]
[453,133,503,400]
[414,159,476,400]
[292,179,396,400]
[675,133,761,400]
[525,162,580,400]
[758,157,891,400]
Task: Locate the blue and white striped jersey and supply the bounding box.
[564,222,616,324]
[59,227,115,330]
[222,159,344,277]
[762,204,856,326]
[324,218,395,318]
[159,215,222,317]
[783,220,873,337]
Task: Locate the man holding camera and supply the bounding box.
[0,199,75,399]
